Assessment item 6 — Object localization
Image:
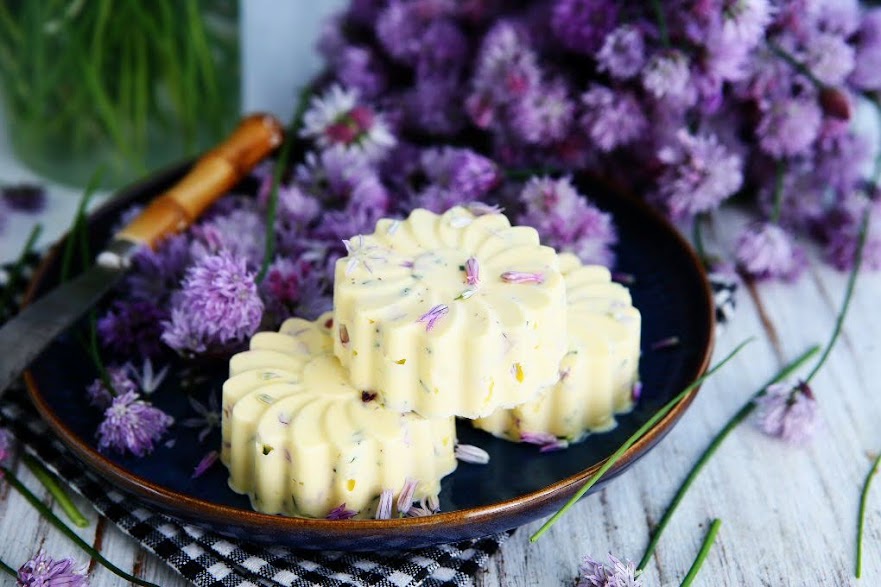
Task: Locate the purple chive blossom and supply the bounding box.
[465,257,480,286]
[416,19,469,78]
[2,183,46,213]
[722,0,773,46]
[375,489,394,520]
[756,98,822,158]
[192,450,219,479]
[596,25,645,79]
[580,86,646,152]
[161,251,264,355]
[417,304,449,332]
[642,50,694,104]
[404,75,467,136]
[375,0,452,66]
[510,78,575,145]
[736,223,807,281]
[334,45,388,99]
[551,0,619,55]
[326,503,358,520]
[517,176,617,267]
[468,21,541,127]
[301,85,396,161]
[190,208,265,269]
[97,299,167,358]
[656,130,743,219]
[420,148,500,200]
[181,393,221,443]
[97,391,173,457]
[501,271,545,284]
[577,554,643,587]
[16,550,89,587]
[850,9,881,90]
[804,32,855,86]
[753,381,819,444]
[125,234,191,302]
[397,478,419,514]
[0,427,14,466]
[86,365,139,409]
[823,199,881,271]
[455,443,490,465]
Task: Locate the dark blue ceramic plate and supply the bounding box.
[23,164,714,550]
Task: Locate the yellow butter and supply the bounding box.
[333,207,568,419]
[221,312,457,518]
[474,253,641,443]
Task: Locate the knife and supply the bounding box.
[0,113,284,394]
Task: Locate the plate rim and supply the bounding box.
[21,163,716,545]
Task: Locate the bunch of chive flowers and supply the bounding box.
[317,0,881,280]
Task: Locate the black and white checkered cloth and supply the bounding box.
[0,258,508,587]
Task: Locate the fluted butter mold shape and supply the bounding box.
[474,253,641,444]
[221,312,457,519]
[333,207,568,419]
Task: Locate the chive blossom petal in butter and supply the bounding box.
[375,489,394,519]
[501,271,545,284]
[326,503,358,520]
[397,478,419,514]
[417,304,449,332]
[455,443,490,465]
[465,257,480,286]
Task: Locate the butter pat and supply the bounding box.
[221,312,457,519]
[474,253,641,443]
[333,207,568,419]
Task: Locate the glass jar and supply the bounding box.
[0,0,240,189]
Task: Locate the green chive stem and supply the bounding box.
[1,466,159,587]
[770,160,786,225]
[768,41,823,89]
[805,210,871,384]
[680,519,722,587]
[637,345,820,571]
[0,557,16,578]
[23,455,89,528]
[650,0,670,47]
[257,88,311,283]
[529,339,753,542]
[0,223,42,311]
[60,168,104,283]
[856,453,881,578]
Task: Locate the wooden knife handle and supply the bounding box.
[114,113,284,248]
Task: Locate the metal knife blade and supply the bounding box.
[0,264,124,392]
[0,113,284,397]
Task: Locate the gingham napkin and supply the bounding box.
[0,258,509,587]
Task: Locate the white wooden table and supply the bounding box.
[1,208,879,586]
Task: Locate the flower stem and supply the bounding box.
[60,167,104,283]
[692,214,706,261]
[0,557,15,578]
[636,344,820,571]
[680,519,722,587]
[257,88,311,284]
[804,210,871,384]
[770,160,786,225]
[529,338,753,542]
[856,452,881,578]
[1,465,160,587]
[23,454,89,528]
[650,0,670,47]
[0,223,41,311]
[767,41,823,90]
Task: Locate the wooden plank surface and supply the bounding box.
[1,208,879,586]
